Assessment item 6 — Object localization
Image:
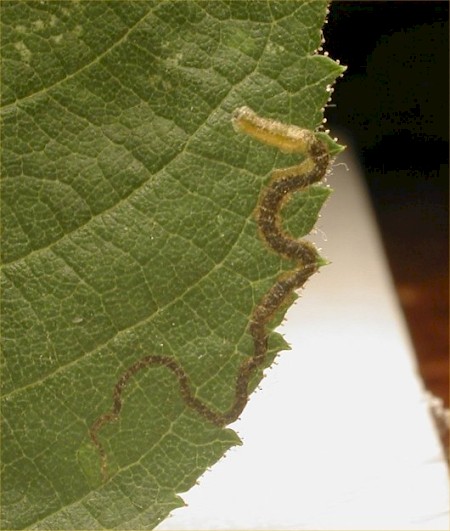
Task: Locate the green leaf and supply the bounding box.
[1,1,344,529]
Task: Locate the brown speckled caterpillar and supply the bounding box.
[90,107,330,480]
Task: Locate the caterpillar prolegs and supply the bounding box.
[89,107,331,480]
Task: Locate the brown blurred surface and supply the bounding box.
[397,275,449,406]
[374,198,449,453]
[376,204,448,409]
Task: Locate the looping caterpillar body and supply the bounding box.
[89,107,331,481]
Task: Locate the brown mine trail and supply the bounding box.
[89,107,331,481]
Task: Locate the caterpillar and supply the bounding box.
[89,107,331,481]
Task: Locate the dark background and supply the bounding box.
[324,1,449,410]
